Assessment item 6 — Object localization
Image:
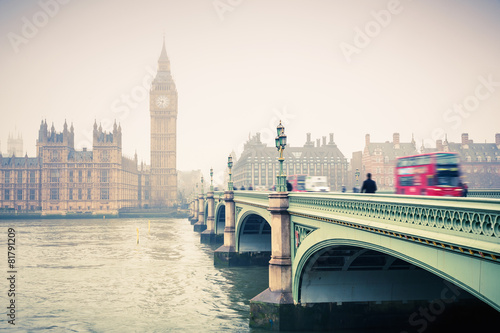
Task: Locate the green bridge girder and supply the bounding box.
[210,191,500,311]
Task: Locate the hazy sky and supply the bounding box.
[1,0,499,184]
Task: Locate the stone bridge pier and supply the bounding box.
[193,193,206,232]
[249,192,295,330]
[189,197,198,225]
[214,190,240,265]
[200,191,216,243]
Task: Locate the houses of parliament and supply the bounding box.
[0,40,178,214]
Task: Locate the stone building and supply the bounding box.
[0,39,179,213]
[232,133,348,191]
[0,120,140,213]
[362,133,419,191]
[423,133,500,188]
[149,38,178,207]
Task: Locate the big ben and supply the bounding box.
[150,38,177,207]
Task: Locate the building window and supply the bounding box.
[29,189,36,201]
[78,189,82,200]
[30,171,36,184]
[4,190,10,200]
[50,188,59,200]
[87,170,92,182]
[69,171,74,183]
[69,189,73,200]
[145,191,150,200]
[50,169,60,183]
[87,188,91,200]
[17,171,22,184]
[17,190,22,201]
[100,188,109,200]
[101,170,109,183]
[78,170,83,182]
[5,171,10,184]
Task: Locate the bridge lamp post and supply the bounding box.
[275,121,287,192]
[210,168,214,192]
[355,168,360,190]
[228,155,234,191]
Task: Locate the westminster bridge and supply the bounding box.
[188,189,500,331]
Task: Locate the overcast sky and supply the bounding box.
[1,0,499,184]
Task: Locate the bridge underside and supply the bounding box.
[239,214,271,252]
[300,245,472,304]
[252,244,499,331]
[220,213,271,266]
[215,204,225,235]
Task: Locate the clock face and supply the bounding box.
[155,95,170,108]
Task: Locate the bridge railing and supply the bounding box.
[468,189,500,198]
[288,192,500,256]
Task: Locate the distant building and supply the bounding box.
[7,132,23,157]
[233,133,348,191]
[177,169,202,203]
[423,133,500,188]
[0,120,140,213]
[149,38,178,207]
[0,39,180,213]
[362,133,419,191]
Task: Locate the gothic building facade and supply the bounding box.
[149,39,178,207]
[0,39,178,213]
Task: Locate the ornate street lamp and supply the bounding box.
[228,155,233,191]
[210,167,214,192]
[355,168,360,192]
[275,121,287,192]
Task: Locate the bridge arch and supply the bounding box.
[214,202,225,235]
[293,233,498,311]
[236,210,271,252]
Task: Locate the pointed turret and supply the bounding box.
[158,36,171,72]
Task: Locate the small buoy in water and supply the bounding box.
[136,228,139,244]
[103,215,105,220]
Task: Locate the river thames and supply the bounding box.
[0,218,270,332]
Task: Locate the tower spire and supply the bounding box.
[158,36,170,71]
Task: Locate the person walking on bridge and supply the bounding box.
[361,173,377,194]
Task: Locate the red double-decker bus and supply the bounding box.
[395,152,463,196]
[287,174,307,192]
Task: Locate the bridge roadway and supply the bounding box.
[188,190,500,331]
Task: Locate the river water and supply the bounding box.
[0,218,270,332]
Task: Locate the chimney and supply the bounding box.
[365,134,370,146]
[306,133,311,143]
[436,140,443,151]
[316,139,320,147]
[496,133,500,146]
[322,136,326,146]
[393,133,400,149]
[329,133,334,144]
[462,133,469,145]
[393,133,400,145]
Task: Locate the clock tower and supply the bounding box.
[150,38,178,207]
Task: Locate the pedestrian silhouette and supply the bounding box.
[361,173,377,194]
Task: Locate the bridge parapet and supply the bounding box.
[288,193,500,260]
[232,191,271,208]
[468,189,500,198]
